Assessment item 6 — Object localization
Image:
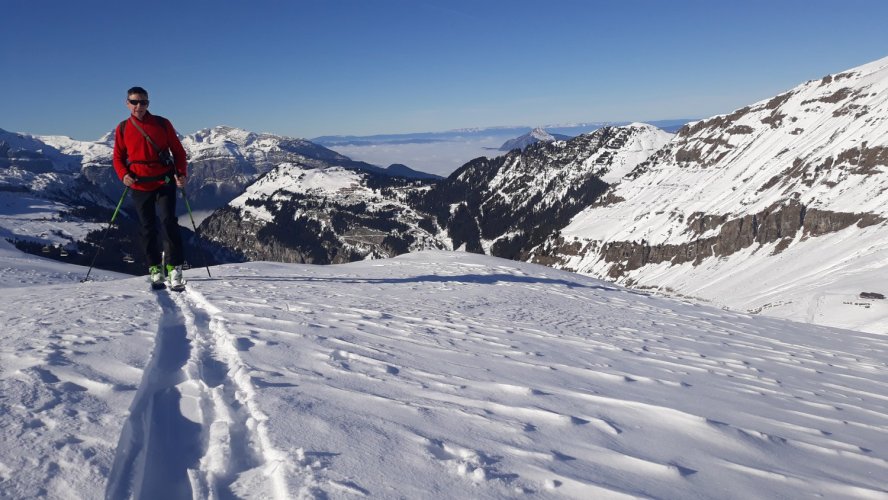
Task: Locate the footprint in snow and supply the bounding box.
[235,337,255,351]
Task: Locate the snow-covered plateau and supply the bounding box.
[1,243,886,499]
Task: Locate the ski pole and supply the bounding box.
[180,187,212,278]
[82,187,129,282]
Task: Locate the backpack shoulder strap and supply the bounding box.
[127,117,162,154]
[119,115,168,136]
[117,120,130,167]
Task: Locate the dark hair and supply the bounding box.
[127,86,148,97]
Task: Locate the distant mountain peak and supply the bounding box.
[499,127,569,151]
[529,127,555,141]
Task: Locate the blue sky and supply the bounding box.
[2,0,887,140]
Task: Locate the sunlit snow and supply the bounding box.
[1,244,886,499]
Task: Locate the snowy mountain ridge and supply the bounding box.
[200,161,447,264]
[197,122,671,268]
[413,123,672,258]
[531,55,888,333]
[183,125,354,165]
[0,128,98,179]
[35,134,113,167]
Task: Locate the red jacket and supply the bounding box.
[113,112,188,191]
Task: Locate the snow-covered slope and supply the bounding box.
[35,134,113,168]
[0,129,121,260]
[0,190,104,255]
[200,161,448,263]
[419,123,673,257]
[588,122,675,183]
[1,249,886,499]
[533,56,888,333]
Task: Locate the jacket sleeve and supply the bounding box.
[165,120,188,177]
[112,122,129,181]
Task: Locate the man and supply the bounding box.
[112,86,189,289]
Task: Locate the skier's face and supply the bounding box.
[126,93,149,119]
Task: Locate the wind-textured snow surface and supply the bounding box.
[0,248,887,499]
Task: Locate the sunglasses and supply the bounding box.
[128,99,149,106]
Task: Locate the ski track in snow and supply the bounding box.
[180,288,292,499]
[2,251,888,499]
[105,288,293,499]
[105,291,200,500]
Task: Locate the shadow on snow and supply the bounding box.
[190,272,634,293]
[105,292,202,500]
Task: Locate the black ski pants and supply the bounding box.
[130,183,184,268]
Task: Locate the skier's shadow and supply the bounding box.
[105,292,201,500]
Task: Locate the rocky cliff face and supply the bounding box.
[536,200,883,279]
